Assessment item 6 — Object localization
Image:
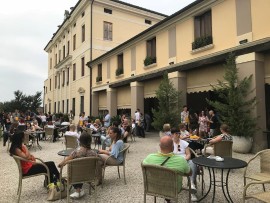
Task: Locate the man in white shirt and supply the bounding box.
[134,109,143,137]
[103,110,111,128]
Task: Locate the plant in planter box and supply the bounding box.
[96,76,102,82]
[152,72,182,131]
[207,53,257,153]
[144,56,156,66]
[115,68,123,76]
[192,35,213,50]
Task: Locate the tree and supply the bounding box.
[152,72,182,130]
[0,90,42,113]
[207,53,257,137]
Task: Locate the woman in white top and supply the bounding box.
[171,128,198,201]
[179,123,190,140]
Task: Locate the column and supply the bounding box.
[91,91,99,117]
[107,88,117,117]
[168,71,187,105]
[236,52,266,152]
[130,81,144,115]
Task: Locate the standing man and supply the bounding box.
[208,110,218,137]
[181,105,189,130]
[103,110,111,128]
[144,112,151,132]
[134,109,142,138]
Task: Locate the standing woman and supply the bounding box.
[98,127,124,165]
[5,113,12,132]
[9,131,59,185]
[198,111,208,134]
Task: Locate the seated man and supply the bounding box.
[143,136,192,203]
[65,124,80,146]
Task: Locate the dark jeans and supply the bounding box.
[25,161,59,183]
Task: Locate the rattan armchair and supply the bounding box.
[203,140,233,157]
[44,127,54,142]
[102,143,130,187]
[60,157,100,203]
[141,163,191,203]
[243,149,270,191]
[243,180,270,203]
[64,135,78,149]
[12,155,50,203]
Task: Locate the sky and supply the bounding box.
[0,0,195,103]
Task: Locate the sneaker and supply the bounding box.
[70,192,80,199]
[191,194,198,202]
[191,183,197,194]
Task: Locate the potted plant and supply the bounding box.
[96,76,102,82]
[152,72,182,133]
[192,36,213,50]
[207,53,257,153]
[115,68,123,76]
[144,56,156,66]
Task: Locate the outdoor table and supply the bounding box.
[30,131,44,150]
[192,156,247,203]
[57,148,74,156]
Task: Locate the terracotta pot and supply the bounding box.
[232,136,253,153]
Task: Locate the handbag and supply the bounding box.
[47,180,67,201]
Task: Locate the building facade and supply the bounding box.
[88,0,270,152]
[43,0,167,119]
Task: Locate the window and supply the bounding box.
[116,54,124,76]
[72,98,75,116]
[81,57,85,77]
[103,22,112,40]
[81,11,85,17]
[144,37,156,66]
[73,34,76,50]
[54,102,56,113]
[67,41,70,55]
[66,99,69,113]
[50,79,51,91]
[55,75,57,89]
[62,71,65,86]
[104,8,112,14]
[58,50,61,62]
[62,100,64,113]
[67,68,69,85]
[74,23,76,27]
[45,104,47,114]
[58,74,60,89]
[97,63,102,82]
[50,58,52,69]
[80,96,84,113]
[145,19,152,25]
[49,103,51,113]
[194,10,212,39]
[58,101,60,113]
[46,87,47,93]
[73,63,76,81]
[63,45,65,59]
[55,54,57,65]
[81,24,85,42]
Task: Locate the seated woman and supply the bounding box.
[171,128,198,201]
[122,122,131,143]
[203,124,232,155]
[100,121,118,150]
[179,123,190,140]
[98,127,124,165]
[162,123,171,137]
[9,131,59,185]
[58,132,103,199]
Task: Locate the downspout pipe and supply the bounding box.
[89,0,94,116]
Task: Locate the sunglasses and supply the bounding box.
[178,145,181,152]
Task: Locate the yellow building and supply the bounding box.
[88,0,270,152]
[43,0,167,120]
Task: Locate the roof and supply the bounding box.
[44,0,168,51]
[87,0,204,67]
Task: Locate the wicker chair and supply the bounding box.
[12,155,50,203]
[59,157,100,203]
[44,127,54,142]
[203,140,233,157]
[141,163,191,203]
[189,148,204,195]
[243,180,270,203]
[23,132,33,149]
[243,149,270,191]
[102,143,130,187]
[64,135,78,149]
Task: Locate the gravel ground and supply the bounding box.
[0,132,266,203]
